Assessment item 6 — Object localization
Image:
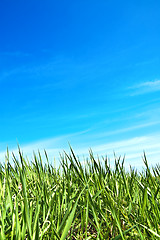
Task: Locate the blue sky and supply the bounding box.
[0,0,160,168]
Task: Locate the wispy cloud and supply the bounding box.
[138,80,160,88]
[129,80,160,96]
[74,134,160,169]
[0,51,31,57]
[0,129,89,163]
[0,57,89,89]
[0,131,160,170]
[85,120,160,140]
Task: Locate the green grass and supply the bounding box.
[0,147,160,239]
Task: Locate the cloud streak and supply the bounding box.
[0,130,160,170]
[101,121,159,136]
[129,80,160,96]
[0,51,31,57]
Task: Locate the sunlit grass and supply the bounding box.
[0,147,160,239]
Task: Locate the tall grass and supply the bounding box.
[0,147,160,239]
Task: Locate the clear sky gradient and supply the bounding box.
[0,0,160,168]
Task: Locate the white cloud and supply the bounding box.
[0,130,89,164]
[10,136,160,170]
[89,121,160,139]
[129,80,160,95]
[0,127,160,170]
[74,135,160,170]
[139,80,160,88]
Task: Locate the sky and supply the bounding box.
[0,0,160,168]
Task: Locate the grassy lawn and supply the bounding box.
[0,147,160,239]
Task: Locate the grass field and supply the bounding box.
[0,147,160,239]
